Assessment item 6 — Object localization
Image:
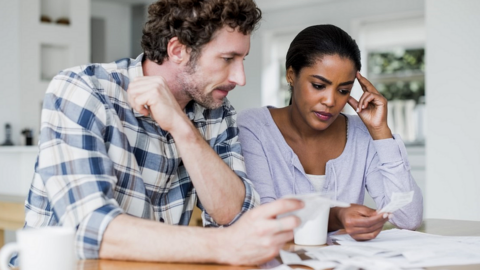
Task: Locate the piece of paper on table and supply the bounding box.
[279,250,337,270]
[331,228,480,268]
[248,265,294,270]
[277,193,350,225]
[378,190,414,214]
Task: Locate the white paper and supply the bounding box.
[279,250,302,265]
[248,265,293,270]
[331,228,480,268]
[378,191,414,214]
[333,256,402,270]
[279,250,337,270]
[278,193,350,226]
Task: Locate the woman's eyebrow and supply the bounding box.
[311,75,355,86]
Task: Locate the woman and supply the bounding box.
[238,24,423,240]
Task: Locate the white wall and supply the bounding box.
[228,0,425,112]
[91,1,132,62]
[425,0,480,221]
[0,1,21,145]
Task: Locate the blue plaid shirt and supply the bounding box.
[22,54,259,260]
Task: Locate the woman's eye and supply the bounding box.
[223,57,233,62]
[339,89,350,95]
[312,84,325,90]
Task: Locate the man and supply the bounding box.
[16,0,302,266]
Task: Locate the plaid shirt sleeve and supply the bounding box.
[33,70,125,259]
[200,104,260,227]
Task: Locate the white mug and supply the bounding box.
[0,227,76,270]
[294,203,330,245]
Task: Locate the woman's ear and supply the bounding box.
[286,66,295,85]
[167,37,189,65]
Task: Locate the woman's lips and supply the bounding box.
[314,111,333,121]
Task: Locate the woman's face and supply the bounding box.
[288,54,356,131]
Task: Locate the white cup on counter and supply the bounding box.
[0,226,76,270]
[294,202,330,245]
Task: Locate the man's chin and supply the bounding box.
[195,97,224,110]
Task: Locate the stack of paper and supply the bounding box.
[253,230,480,270]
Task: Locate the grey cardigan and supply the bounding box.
[238,107,423,230]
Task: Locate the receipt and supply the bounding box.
[278,193,350,225]
[378,191,414,214]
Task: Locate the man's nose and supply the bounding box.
[229,61,246,86]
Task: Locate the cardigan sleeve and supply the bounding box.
[237,111,278,204]
[365,134,424,230]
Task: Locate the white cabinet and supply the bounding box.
[0,0,90,196]
[0,147,38,197]
[0,0,90,146]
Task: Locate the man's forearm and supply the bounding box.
[100,214,224,263]
[169,117,246,225]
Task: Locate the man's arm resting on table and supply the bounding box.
[99,200,303,265]
[99,214,220,263]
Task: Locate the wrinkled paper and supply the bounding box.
[277,193,350,226]
[378,191,414,214]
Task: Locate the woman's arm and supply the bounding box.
[238,112,278,204]
[365,136,423,230]
[347,72,423,230]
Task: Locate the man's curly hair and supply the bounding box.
[141,0,262,65]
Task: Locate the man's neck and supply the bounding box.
[142,58,192,109]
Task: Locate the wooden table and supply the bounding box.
[0,195,24,249]
[76,219,480,270]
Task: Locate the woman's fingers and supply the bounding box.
[356,72,380,94]
[347,96,359,110]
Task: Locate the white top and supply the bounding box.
[306,174,326,192]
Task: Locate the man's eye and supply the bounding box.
[223,57,233,62]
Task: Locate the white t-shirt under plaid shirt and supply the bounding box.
[22,54,260,260]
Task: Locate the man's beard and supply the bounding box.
[177,63,224,110]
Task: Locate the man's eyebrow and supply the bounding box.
[311,75,354,86]
[222,51,249,57]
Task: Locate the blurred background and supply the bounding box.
[0,0,479,245]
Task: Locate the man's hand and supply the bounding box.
[330,204,388,241]
[127,76,188,133]
[217,199,303,265]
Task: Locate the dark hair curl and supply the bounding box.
[141,0,262,64]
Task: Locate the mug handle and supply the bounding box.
[0,243,19,270]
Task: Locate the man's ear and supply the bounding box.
[167,37,189,64]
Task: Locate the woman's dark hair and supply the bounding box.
[142,0,262,65]
[286,24,361,76]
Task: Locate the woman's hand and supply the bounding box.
[347,72,392,140]
[329,204,388,241]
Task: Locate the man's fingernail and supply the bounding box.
[356,108,360,113]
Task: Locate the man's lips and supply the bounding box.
[214,84,236,96]
[314,111,333,121]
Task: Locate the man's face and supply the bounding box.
[177,26,251,109]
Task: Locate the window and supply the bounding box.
[368,48,426,143]
[354,15,426,144]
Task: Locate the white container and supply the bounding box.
[294,203,330,245]
[0,227,76,270]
